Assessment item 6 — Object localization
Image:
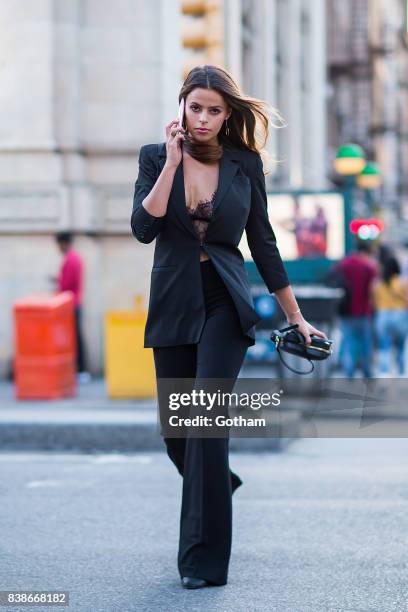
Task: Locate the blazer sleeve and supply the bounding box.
[130,145,166,244]
[245,153,290,293]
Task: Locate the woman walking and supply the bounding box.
[131,65,327,589]
[372,255,408,376]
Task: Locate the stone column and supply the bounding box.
[278,0,303,187]
[224,0,243,88]
[302,0,327,189]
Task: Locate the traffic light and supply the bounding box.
[349,218,384,240]
[181,0,225,79]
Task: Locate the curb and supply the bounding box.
[0,403,302,453]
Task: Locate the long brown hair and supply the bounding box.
[179,65,285,174]
[381,256,401,285]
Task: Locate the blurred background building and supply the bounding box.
[326,0,408,232]
[0,0,407,377]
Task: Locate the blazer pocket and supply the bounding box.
[152,265,176,271]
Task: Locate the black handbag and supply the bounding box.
[270,323,333,375]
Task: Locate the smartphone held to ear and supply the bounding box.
[178,98,185,129]
[176,98,185,150]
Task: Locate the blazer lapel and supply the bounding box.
[157,143,240,240]
[212,148,240,215]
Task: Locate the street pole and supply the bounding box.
[343,175,355,254]
[364,189,374,216]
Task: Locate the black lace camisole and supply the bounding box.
[186,189,217,245]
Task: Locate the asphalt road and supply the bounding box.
[1,437,407,612]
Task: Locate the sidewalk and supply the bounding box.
[1,367,407,452]
[0,377,301,453]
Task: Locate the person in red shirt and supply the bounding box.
[335,240,379,377]
[55,232,88,378]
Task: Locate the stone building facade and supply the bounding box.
[1,0,406,377]
[0,0,182,377]
[326,0,408,234]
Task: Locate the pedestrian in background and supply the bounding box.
[372,255,408,376]
[52,232,90,382]
[334,240,378,378]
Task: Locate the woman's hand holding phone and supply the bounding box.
[165,99,186,169]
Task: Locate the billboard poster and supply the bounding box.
[240,192,346,261]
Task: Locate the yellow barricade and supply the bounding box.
[104,296,156,398]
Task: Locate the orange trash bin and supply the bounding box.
[13,292,77,399]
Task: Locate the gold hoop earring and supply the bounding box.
[225,118,230,136]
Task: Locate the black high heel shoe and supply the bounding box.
[230,470,243,494]
[181,576,210,589]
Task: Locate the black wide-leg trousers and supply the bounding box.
[153,259,251,586]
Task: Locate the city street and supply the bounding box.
[1,437,407,611]
[1,2,408,611]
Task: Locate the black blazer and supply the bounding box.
[131,142,290,348]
